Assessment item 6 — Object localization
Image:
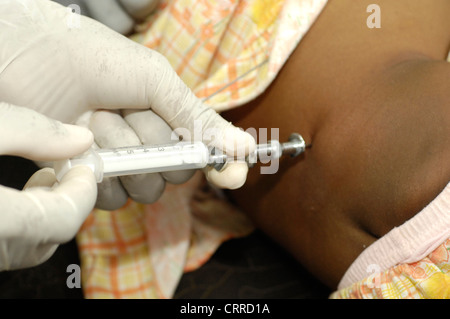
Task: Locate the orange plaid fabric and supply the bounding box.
[76,201,159,298]
[78,173,256,298]
[76,0,328,299]
[331,238,450,299]
[131,0,327,112]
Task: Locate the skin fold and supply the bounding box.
[223,0,450,288]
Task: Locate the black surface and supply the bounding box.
[0,156,330,299]
[174,230,330,299]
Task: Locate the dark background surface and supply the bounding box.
[0,156,330,299]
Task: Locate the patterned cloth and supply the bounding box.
[330,239,450,299]
[76,0,327,299]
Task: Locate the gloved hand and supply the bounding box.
[52,0,160,35]
[0,0,256,210]
[78,109,201,210]
[0,102,97,271]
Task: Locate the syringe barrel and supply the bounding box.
[54,141,210,183]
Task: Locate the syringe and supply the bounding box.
[54,133,306,183]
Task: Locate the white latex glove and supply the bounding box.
[0,0,256,209]
[0,102,97,271]
[52,0,160,35]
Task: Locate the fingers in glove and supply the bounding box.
[71,24,256,157]
[199,125,255,189]
[118,172,165,204]
[0,103,94,161]
[0,165,97,245]
[119,0,160,20]
[95,177,129,210]
[52,0,90,16]
[203,162,249,190]
[89,110,166,205]
[122,109,196,184]
[0,240,58,271]
[32,243,59,268]
[71,20,256,188]
[84,0,134,35]
[72,111,128,210]
[23,167,57,189]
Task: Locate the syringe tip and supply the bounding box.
[281,133,306,157]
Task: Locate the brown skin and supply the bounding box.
[222,0,450,289]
